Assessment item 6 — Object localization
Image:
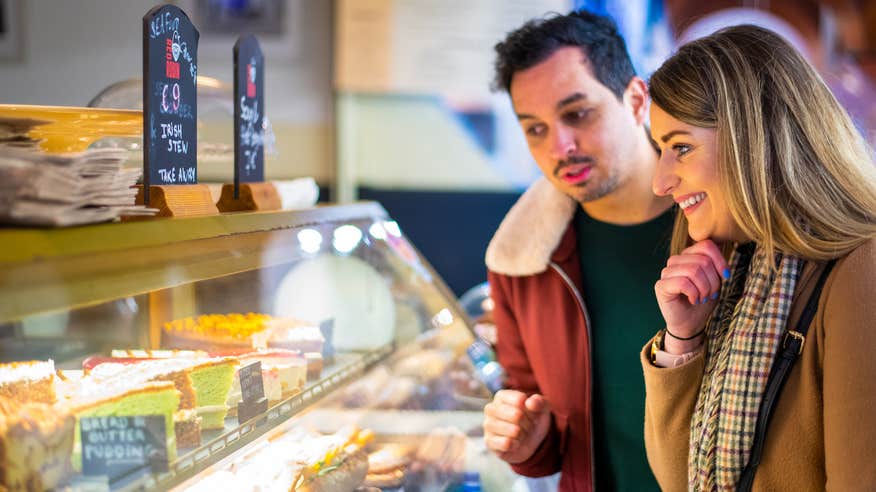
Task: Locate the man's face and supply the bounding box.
[510,46,642,204]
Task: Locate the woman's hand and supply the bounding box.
[655,240,730,354]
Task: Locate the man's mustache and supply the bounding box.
[555,156,594,177]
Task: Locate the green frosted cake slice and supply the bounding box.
[68,381,180,470]
[186,358,237,430]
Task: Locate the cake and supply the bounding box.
[68,380,181,470]
[86,357,238,430]
[162,313,272,351]
[85,359,199,410]
[174,409,202,448]
[185,358,237,429]
[0,397,75,492]
[256,324,325,355]
[303,353,323,381]
[0,360,57,404]
[162,313,326,356]
[225,350,306,417]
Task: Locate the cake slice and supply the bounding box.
[0,360,57,404]
[0,397,75,492]
[86,357,238,430]
[68,380,181,470]
[85,358,198,410]
[174,409,202,448]
[224,350,306,417]
[185,358,237,429]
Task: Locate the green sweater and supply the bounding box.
[574,206,674,491]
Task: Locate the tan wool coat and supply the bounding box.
[640,238,876,491]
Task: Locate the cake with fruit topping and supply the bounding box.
[162,313,325,356]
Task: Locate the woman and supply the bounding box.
[642,25,876,491]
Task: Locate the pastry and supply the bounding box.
[0,397,74,492]
[0,360,57,404]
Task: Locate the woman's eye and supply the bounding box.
[526,124,546,137]
[673,143,692,157]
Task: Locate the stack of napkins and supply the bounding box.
[0,116,46,150]
[0,146,157,226]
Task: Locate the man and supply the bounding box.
[483,10,675,491]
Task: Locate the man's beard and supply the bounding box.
[577,171,620,202]
[556,156,621,203]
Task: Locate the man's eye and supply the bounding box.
[563,109,590,124]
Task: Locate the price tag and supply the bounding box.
[233,34,265,198]
[142,5,199,203]
[81,415,168,481]
[238,361,268,424]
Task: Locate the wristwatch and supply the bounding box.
[650,329,666,365]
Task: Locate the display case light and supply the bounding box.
[383,220,402,238]
[297,228,323,254]
[368,222,387,241]
[332,224,362,254]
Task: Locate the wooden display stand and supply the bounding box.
[216,182,281,212]
[132,184,219,219]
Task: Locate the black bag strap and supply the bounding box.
[736,259,838,492]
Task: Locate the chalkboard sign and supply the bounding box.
[237,361,268,424]
[143,5,199,204]
[81,415,168,481]
[233,34,265,198]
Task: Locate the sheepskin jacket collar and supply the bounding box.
[485,177,578,276]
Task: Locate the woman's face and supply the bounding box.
[650,104,748,244]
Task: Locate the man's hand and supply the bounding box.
[483,390,552,464]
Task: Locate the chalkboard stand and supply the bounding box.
[216,182,280,212]
[131,184,219,218]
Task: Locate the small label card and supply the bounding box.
[81,415,168,482]
[238,361,268,424]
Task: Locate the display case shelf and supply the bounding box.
[0,203,390,324]
[111,345,394,491]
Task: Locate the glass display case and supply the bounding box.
[0,203,513,491]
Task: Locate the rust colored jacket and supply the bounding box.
[641,238,876,491]
[486,178,594,491]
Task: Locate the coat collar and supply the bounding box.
[485,177,578,276]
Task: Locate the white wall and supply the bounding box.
[0,0,335,182]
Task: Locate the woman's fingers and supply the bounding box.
[682,240,730,279]
[660,262,721,304]
[664,255,722,302]
[655,275,701,306]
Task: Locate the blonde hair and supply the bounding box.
[650,25,876,260]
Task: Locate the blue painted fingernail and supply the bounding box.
[694,298,700,305]
[712,292,719,300]
[723,268,731,279]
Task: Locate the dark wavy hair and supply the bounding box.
[492,9,636,100]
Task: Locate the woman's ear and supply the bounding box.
[624,76,649,126]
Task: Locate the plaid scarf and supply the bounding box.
[688,243,802,491]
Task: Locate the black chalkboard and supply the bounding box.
[143,5,199,204]
[81,415,168,481]
[237,361,268,424]
[233,34,265,198]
